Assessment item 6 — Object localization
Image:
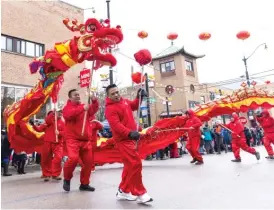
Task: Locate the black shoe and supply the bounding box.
[79,184,95,192]
[195,160,204,165]
[190,158,197,164]
[255,152,260,160]
[44,177,50,182]
[231,159,241,162]
[265,156,274,160]
[52,176,62,180]
[63,180,71,192]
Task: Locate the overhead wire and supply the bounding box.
[116,50,274,90]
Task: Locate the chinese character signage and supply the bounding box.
[80,68,91,88]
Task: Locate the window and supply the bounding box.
[160,60,175,72]
[200,96,205,104]
[185,60,193,71]
[6,37,13,51]
[1,36,6,50]
[188,100,200,109]
[26,42,35,56]
[21,41,26,54]
[1,34,44,57]
[1,84,49,127]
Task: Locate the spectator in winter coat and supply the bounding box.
[244,127,252,146]
[222,129,232,151]
[202,125,214,154]
[1,128,12,176]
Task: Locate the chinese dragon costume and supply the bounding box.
[4,18,274,166]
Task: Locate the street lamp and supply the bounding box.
[242,43,267,87]
[106,0,113,85]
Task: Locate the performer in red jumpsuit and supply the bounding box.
[225,113,260,162]
[34,109,64,181]
[62,89,99,192]
[184,109,203,165]
[256,110,274,159]
[105,84,153,204]
[78,120,103,171]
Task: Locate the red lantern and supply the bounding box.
[199,32,211,41]
[167,32,178,41]
[138,31,148,39]
[134,49,152,66]
[131,72,146,84]
[265,80,271,84]
[251,81,257,86]
[236,31,250,40]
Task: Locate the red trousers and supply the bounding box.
[263,133,274,156]
[232,138,256,159]
[63,139,93,185]
[186,137,203,161]
[41,142,63,177]
[117,140,146,196]
[170,142,179,158]
[78,141,96,170]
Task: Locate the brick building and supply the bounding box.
[1,1,85,125]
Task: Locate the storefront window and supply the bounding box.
[1,86,15,127]
[1,85,51,127]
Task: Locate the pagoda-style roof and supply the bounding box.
[152,45,205,61]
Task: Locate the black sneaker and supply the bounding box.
[44,177,50,182]
[231,159,241,162]
[63,180,70,192]
[265,156,274,160]
[190,158,197,164]
[255,152,260,160]
[79,184,95,192]
[195,160,204,165]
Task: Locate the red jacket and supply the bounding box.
[33,112,65,143]
[226,115,245,139]
[62,99,99,141]
[184,110,202,138]
[105,97,139,141]
[257,110,274,134]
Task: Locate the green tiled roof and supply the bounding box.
[152,45,204,60]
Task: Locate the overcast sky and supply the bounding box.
[63,0,274,89]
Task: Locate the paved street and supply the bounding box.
[2,146,274,209]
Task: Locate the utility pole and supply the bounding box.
[165,97,170,118]
[243,57,251,87]
[219,89,226,124]
[144,73,151,126]
[106,0,113,85]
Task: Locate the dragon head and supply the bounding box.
[65,18,123,70]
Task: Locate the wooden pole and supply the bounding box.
[81,62,95,136]
[54,103,58,142]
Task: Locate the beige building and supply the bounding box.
[149,45,210,123]
[1,1,85,125]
